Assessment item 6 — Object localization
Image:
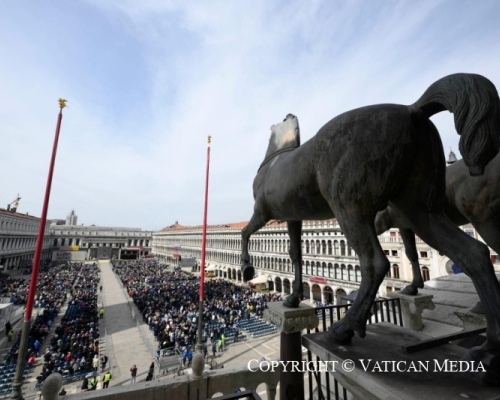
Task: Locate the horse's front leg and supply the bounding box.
[284,220,303,308]
[241,211,268,281]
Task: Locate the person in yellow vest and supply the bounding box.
[89,375,99,390]
[99,307,105,319]
[7,329,13,342]
[102,371,112,389]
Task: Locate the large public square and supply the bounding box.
[0,260,291,398]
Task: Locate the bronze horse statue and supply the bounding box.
[240,73,500,368]
[375,149,500,302]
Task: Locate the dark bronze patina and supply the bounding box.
[241,74,500,381]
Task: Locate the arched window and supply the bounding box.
[340,241,346,256]
[341,264,347,280]
[392,264,400,279]
[328,240,332,255]
[355,266,361,282]
[348,265,354,281]
[306,241,310,254]
[422,266,430,282]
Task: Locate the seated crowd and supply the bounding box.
[36,263,101,385]
[112,260,278,354]
[2,262,77,365]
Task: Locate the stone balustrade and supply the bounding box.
[39,362,279,400]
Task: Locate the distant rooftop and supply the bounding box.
[50,225,146,232]
[0,208,40,221]
[160,219,338,232]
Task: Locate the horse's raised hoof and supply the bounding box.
[401,285,418,295]
[241,263,255,282]
[470,301,485,315]
[464,345,500,386]
[283,295,301,308]
[329,321,355,345]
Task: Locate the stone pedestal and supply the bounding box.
[388,292,435,331]
[302,323,500,400]
[454,309,487,330]
[264,301,319,400]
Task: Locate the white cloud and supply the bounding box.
[2,0,500,230]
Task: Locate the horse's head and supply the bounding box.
[270,114,300,149]
[261,114,300,167]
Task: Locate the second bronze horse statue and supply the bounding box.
[374,149,500,300]
[240,74,500,358]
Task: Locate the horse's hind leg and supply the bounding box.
[467,217,500,314]
[329,213,390,343]
[241,211,268,281]
[283,221,303,308]
[394,205,500,373]
[375,208,423,295]
[399,228,424,295]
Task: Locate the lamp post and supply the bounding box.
[195,135,212,358]
[11,99,67,400]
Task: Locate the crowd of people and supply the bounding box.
[35,262,102,385]
[0,257,285,392]
[0,262,78,365]
[112,260,279,356]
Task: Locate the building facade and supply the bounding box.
[152,219,445,303]
[0,208,52,269]
[50,225,153,261]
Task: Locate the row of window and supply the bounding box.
[52,230,151,237]
[0,218,42,233]
[156,238,357,258]
[0,237,51,251]
[53,238,150,247]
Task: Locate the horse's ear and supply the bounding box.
[270,125,275,131]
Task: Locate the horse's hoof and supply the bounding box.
[329,322,355,344]
[283,295,301,308]
[241,264,255,282]
[470,301,485,315]
[401,285,418,295]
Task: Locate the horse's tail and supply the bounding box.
[409,73,500,176]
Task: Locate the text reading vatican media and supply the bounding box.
[247,359,485,373]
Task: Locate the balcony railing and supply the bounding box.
[37,363,278,400]
[305,298,402,400]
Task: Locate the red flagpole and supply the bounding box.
[200,136,211,300]
[196,135,211,353]
[11,99,67,399]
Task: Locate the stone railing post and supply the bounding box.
[388,292,435,331]
[264,301,319,400]
[454,309,487,331]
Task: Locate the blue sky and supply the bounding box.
[1,1,500,231]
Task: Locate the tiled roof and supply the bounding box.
[161,221,249,231]
[0,208,40,220]
[159,219,337,232]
